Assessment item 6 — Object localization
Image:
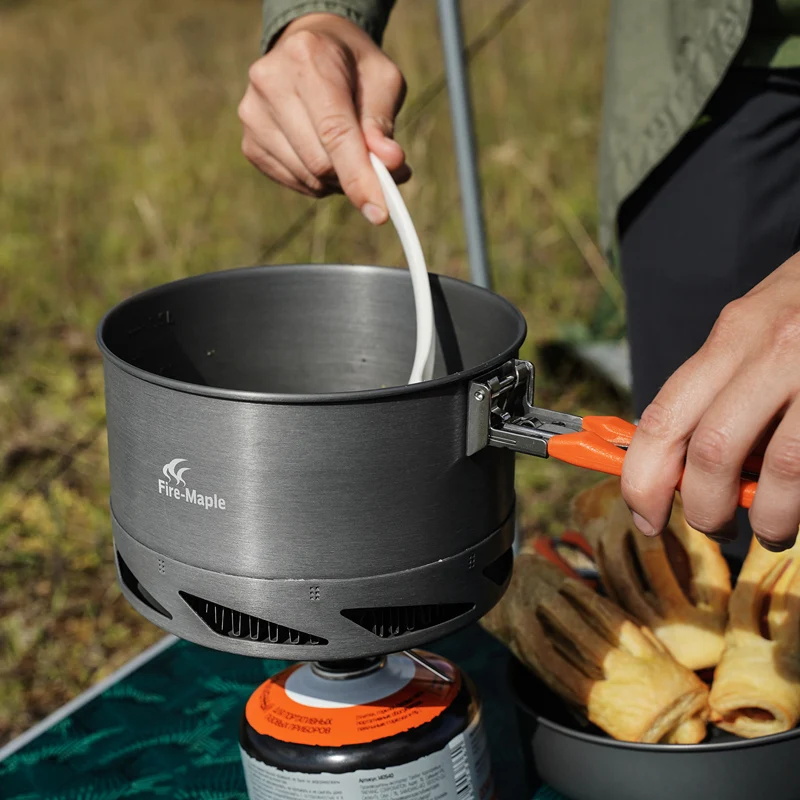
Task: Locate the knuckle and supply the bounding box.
[619,471,640,497]
[282,29,326,62]
[304,153,334,179]
[241,142,273,178]
[637,400,676,441]
[237,98,252,125]
[716,298,747,331]
[687,426,732,474]
[708,299,748,345]
[317,113,357,151]
[618,474,669,516]
[241,137,259,162]
[382,61,406,96]
[766,435,800,481]
[337,172,363,200]
[619,474,647,508]
[768,308,800,354]
[247,58,272,87]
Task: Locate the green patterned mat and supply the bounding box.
[0,624,563,799]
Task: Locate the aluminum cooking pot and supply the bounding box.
[97,263,585,660]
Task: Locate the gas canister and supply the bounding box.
[239,651,496,799]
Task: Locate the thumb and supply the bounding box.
[361,116,405,171]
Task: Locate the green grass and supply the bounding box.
[0,0,625,745]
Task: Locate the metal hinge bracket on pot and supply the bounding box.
[466,360,583,457]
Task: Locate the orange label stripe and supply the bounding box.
[246,658,461,747]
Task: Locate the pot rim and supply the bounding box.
[508,656,800,753]
[96,264,528,405]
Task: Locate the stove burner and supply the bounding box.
[311,657,386,680]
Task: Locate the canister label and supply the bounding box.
[245,653,461,747]
[240,712,496,800]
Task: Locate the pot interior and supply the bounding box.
[99,264,526,396]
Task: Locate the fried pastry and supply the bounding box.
[709,537,800,738]
[574,478,731,671]
[503,551,709,743]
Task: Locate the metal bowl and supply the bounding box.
[509,656,800,800]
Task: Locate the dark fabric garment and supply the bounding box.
[619,66,800,557]
[620,67,800,413]
[261,0,395,51]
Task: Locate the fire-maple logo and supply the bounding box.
[162,457,190,486]
[157,458,227,511]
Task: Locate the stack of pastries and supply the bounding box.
[486,477,800,744]
[710,537,800,738]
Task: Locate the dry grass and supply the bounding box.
[0,0,624,745]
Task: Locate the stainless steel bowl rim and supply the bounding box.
[96,263,528,404]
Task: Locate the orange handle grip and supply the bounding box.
[549,430,759,509]
[581,416,637,446]
[547,431,626,475]
[738,479,757,508]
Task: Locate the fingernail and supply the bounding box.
[756,536,789,553]
[631,511,656,537]
[361,202,387,225]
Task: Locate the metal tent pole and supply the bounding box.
[436,0,492,290]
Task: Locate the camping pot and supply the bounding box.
[98,263,552,660]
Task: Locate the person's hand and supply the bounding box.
[238,13,409,224]
[621,252,800,551]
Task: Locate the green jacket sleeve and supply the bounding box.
[261,0,396,52]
